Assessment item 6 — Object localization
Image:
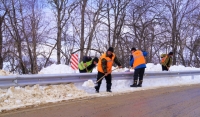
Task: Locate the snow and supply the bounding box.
[82,79,95,87]
[38,64,78,74]
[0,70,13,76]
[1,63,200,112]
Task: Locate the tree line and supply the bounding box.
[0,0,200,74]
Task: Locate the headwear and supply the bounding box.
[131,47,136,51]
[107,47,114,52]
[168,52,173,55]
[93,57,99,63]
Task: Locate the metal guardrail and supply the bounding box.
[0,70,200,88]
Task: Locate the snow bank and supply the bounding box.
[38,64,79,74]
[38,63,200,75]
[1,63,200,112]
[0,84,89,112]
[0,70,12,76]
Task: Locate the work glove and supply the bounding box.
[105,72,109,76]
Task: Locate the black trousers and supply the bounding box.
[134,68,145,83]
[96,72,112,91]
[79,69,92,73]
[162,65,168,71]
[79,69,87,73]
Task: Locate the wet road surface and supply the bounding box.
[1,84,200,117]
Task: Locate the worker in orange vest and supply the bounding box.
[160,52,173,71]
[95,47,122,93]
[130,47,148,87]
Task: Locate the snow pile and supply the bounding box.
[38,64,128,74]
[170,65,200,71]
[145,63,200,71]
[82,80,95,87]
[37,63,200,75]
[0,84,89,112]
[1,63,200,112]
[146,63,162,71]
[38,64,79,74]
[0,69,12,76]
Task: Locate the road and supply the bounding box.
[1,84,200,117]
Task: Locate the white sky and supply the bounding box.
[1,63,200,112]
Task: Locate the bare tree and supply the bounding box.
[98,0,130,67]
[20,0,45,74]
[79,0,87,60]
[125,0,163,64]
[3,0,29,74]
[84,0,105,55]
[161,0,200,65]
[0,0,7,69]
[2,0,49,74]
[48,0,78,64]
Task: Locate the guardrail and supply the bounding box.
[0,70,200,88]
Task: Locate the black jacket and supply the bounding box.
[79,56,96,73]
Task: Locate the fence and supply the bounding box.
[0,70,200,88]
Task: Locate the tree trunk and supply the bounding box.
[80,0,87,59]
[0,17,3,69]
[57,10,62,64]
[0,12,6,69]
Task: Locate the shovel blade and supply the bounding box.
[94,82,98,87]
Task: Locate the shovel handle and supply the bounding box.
[86,67,89,72]
[96,74,106,83]
[95,67,119,83]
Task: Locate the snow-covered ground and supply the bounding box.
[0,63,200,112]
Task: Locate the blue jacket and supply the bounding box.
[130,51,148,69]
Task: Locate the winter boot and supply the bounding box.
[95,83,100,93]
[130,80,137,87]
[137,80,143,87]
[106,83,112,92]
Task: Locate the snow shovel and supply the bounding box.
[82,67,119,88]
[94,67,119,86]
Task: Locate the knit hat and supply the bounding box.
[107,47,114,52]
[131,47,136,51]
[168,52,173,55]
[93,57,99,63]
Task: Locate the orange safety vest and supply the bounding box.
[97,53,115,73]
[132,50,146,68]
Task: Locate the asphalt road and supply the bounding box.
[1,84,200,117]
